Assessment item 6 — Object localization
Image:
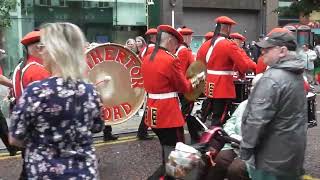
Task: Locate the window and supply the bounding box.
[98,2,110,8]
[59,0,66,7]
[39,0,51,6]
[83,1,91,8]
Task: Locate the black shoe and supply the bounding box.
[103,134,119,141]
[8,147,18,156]
[137,134,154,140]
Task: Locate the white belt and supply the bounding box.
[207,70,235,75]
[148,92,178,99]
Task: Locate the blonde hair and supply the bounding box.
[40,22,87,80]
[135,36,146,46]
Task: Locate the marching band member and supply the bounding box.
[204,31,214,41]
[196,16,251,126]
[176,27,195,75]
[11,29,51,180]
[137,28,158,140]
[176,27,202,143]
[229,32,257,74]
[139,28,157,59]
[12,30,51,101]
[141,25,203,179]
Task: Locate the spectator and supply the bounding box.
[9,22,104,179]
[0,49,15,156]
[135,36,147,54]
[240,28,307,180]
[298,43,318,84]
[315,40,320,59]
[125,38,138,54]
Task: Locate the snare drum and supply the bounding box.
[233,80,250,104]
[307,92,317,128]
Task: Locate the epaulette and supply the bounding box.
[165,50,178,59]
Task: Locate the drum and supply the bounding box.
[307,92,317,128]
[233,79,250,104]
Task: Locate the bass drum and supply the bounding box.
[85,43,146,125]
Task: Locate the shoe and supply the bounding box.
[103,134,119,141]
[8,147,18,156]
[137,134,154,140]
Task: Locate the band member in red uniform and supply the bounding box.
[12,30,51,101]
[176,27,202,143]
[139,28,157,59]
[142,25,203,179]
[204,31,214,41]
[137,28,158,140]
[11,30,51,180]
[229,32,257,73]
[196,16,250,126]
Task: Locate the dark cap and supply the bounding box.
[256,28,297,50]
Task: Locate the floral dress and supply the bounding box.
[10,77,104,180]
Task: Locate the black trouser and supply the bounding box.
[103,125,112,135]
[179,94,203,143]
[196,98,213,123]
[0,110,14,153]
[205,149,250,180]
[137,113,149,137]
[147,127,185,180]
[207,98,233,126]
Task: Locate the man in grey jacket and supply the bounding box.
[240,28,307,180]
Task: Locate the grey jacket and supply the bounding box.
[240,51,307,177]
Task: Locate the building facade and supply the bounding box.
[3,0,156,75]
[3,0,277,75]
[157,0,278,52]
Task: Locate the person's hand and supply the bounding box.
[190,72,205,88]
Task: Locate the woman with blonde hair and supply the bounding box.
[135,36,147,54]
[125,38,138,54]
[9,22,104,179]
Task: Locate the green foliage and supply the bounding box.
[0,0,17,28]
[276,0,320,17]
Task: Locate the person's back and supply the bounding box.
[22,77,100,148]
[252,56,307,175]
[9,22,103,179]
[241,28,307,180]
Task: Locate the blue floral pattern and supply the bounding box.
[10,77,104,179]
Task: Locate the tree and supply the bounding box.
[276,0,320,17]
[0,0,17,49]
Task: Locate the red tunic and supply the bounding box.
[234,48,257,76]
[256,56,268,74]
[12,55,51,100]
[175,45,195,75]
[142,47,193,128]
[139,44,155,59]
[196,37,250,98]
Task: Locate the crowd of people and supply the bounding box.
[0,14,318,179]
